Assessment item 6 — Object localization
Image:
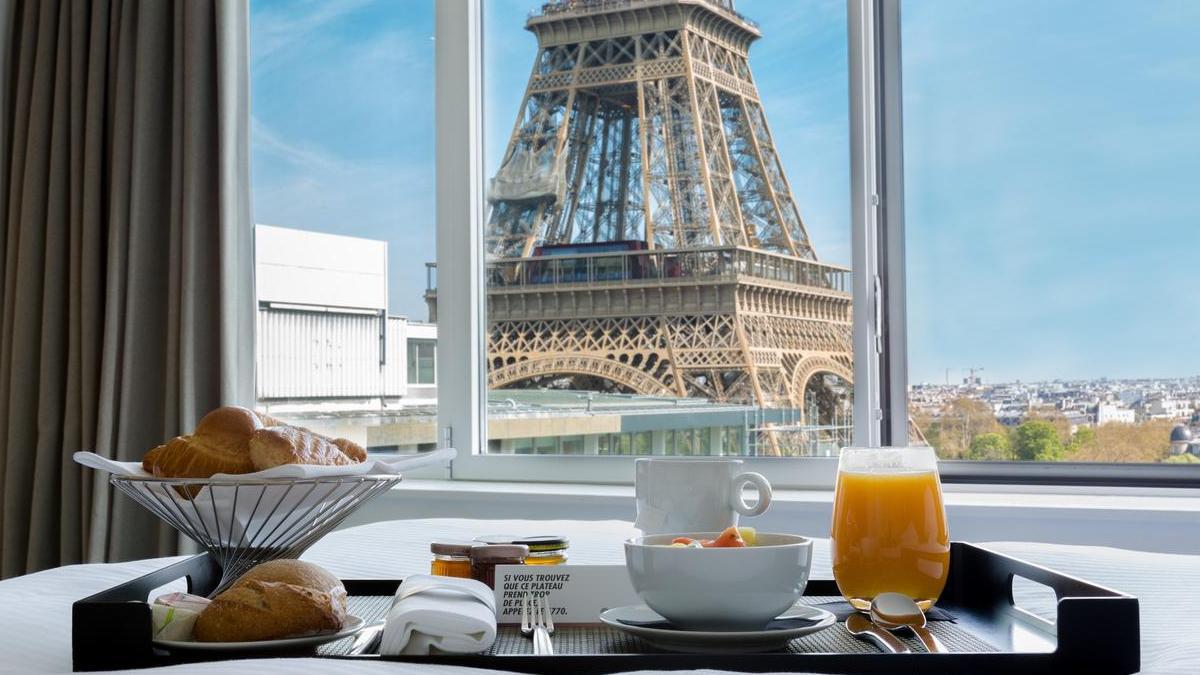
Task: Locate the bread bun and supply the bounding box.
[193,560,347,642]
[249,426,366,471]
[235,558,345,594]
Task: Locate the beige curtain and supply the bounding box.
[0,0,253,578]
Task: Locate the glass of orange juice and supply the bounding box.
[831,446,950,611]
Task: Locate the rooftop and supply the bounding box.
[276,389,757,427]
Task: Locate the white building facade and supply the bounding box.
[1095,403,1136,425]
[254,225,439,415]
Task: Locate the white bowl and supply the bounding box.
[624,532,813,630]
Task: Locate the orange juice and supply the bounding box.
[831,469,950,610]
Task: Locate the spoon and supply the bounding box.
[869,592,945,653]
[845,613,911,654]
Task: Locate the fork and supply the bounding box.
[533,594,556,655]
[520,592,555,655]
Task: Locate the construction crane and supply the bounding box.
[962,367,985,388]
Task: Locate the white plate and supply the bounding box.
[154,614,366,653]
[599,604,835,653]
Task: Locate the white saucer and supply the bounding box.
[599,604,835,653]
[154,614,366,652]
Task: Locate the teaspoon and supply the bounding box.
[845,613,911,654]
[869,592,945,653]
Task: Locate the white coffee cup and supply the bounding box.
[634,458,772,535]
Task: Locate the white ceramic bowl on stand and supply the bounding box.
[624,532,813,630]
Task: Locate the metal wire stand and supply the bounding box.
[111,474,401,594]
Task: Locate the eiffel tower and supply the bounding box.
[483,0,853,447]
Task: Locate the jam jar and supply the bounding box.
[475,535,569,566]
[469,544,529,589]
[516,536,569,565]
[429,540,477,578]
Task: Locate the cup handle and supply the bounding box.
[731,471,772,517]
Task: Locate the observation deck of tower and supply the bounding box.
[476,0,854,449]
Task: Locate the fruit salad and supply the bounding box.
[667,526,757,548]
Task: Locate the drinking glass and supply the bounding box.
[831,446,950,611]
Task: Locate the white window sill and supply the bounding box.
[341,479,1200,555]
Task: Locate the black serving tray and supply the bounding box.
[73,542,1139,673]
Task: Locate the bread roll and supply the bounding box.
[193,560,347,642]
[235,558,345,594]
[249,426,366,471]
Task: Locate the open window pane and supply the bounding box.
[472,0,854,459]
[250,1,438,455]
[902,0,1200,463]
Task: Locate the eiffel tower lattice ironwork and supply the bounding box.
[483,0,853,444]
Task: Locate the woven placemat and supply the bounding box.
[318,595,393,656]
[321,595,998,656]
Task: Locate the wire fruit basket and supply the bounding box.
[111,474,401,594]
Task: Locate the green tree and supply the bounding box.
[922,397,1003,459]
[1025,409,1074,447]
[1068,425,1096,454]
[910,409,942,451]
[968,432,1014,460]
[1071,419,1175,463]
[1012,420,1065,461]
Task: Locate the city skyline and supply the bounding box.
[249,0,1199,384]
[911,373,1200,388]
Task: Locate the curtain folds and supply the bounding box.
[0,0,253,578]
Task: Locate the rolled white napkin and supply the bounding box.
[379,574,497,656]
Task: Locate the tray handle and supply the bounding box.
[72,554,220,671]
[950,543,1130,609]
[951,543,1139,673]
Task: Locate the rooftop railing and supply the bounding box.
[532,0,758,29]
[481,246,850,294]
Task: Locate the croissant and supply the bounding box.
[142,406,266,478]
[141,406,365,480]
[248,426,366,471]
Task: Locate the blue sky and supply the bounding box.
[250,0,1198,384]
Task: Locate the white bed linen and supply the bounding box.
[0,518,1195,674]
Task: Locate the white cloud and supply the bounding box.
[251,0,375,64]
[251,116,349,174]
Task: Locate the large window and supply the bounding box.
[250,0,438,455]
[245,0,1200,484]
[901,0,1200,465]
[475,0,854,461]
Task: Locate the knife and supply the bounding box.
[347,621,385,656]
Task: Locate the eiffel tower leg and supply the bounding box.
[658,315,689,398]
[680,33,724,245]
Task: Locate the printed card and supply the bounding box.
[493,564,642,624]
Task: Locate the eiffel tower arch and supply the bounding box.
[483,0,853,440]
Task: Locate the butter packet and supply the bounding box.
[151,592,211,642]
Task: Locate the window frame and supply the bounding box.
[407,339,437,386]
[434,0,1200,489]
